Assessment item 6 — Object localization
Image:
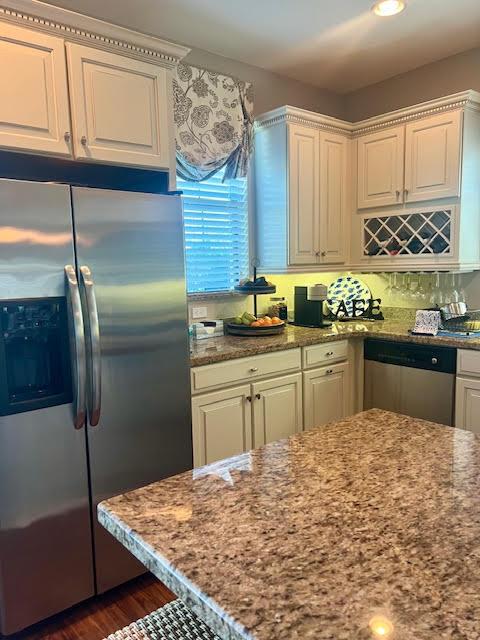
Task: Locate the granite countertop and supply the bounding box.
[99,409,480,640]
[190,320,480,366]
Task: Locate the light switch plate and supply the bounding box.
[192,306,208,319]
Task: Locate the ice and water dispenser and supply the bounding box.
[0,298,72,416]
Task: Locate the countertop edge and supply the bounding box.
[190,324,480,367]
[190,335,322,367]
[98,504,252,640]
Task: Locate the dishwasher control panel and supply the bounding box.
[364,339,456,374]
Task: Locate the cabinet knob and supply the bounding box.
[325,351,334,357]
[395,189,400,198]
[321,251,327,257]
[315,251,320,257]
[326,369,334,375]
[249,367,258,373]
[255,393,261,400]
[404,188,409,199]
[64,131,71,143]
[246,395,252,402]
[431,357,438,365]
[81,135,88,146]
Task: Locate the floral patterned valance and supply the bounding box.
[173,63,254,182]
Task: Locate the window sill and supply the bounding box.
[187,291,248,301]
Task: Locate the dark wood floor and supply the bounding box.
[3,574,175,640]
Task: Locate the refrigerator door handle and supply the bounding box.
[80,265,102,427]
[65,265,87,429]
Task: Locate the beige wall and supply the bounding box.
[185,48,345,118]
[344,46,480,122]
[187,44,480,122]
[187,44,480,123]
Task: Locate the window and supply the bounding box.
[179,167,249,294]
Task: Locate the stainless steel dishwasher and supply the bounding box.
[364,339,457,426]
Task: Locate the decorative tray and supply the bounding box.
[226,321,286,337]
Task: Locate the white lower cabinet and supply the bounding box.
[192,385,252,468]
[303,363,349,430]
[252,373,303,447]
[192,374,303,467]
[455,377,480,434]
[191,346,353,467]
[455,349,480,434]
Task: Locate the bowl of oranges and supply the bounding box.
[226,312,286,336]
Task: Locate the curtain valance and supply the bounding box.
[173,63,253,181]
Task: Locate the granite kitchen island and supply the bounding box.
[98,409,480,640]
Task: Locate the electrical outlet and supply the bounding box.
[192,306,208,319]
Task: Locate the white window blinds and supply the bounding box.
[179,167,249,294]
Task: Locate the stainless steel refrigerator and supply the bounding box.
[0,177,192,634]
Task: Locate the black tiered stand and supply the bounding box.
[234,267,276,317]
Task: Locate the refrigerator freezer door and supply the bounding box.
[72,187,193,592]
[0,179,76,299]
[0,180,94,634]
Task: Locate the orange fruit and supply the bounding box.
[263,316,272,325]
[251,321,260,327]
[271,317,282,324]
[257,318,266,325]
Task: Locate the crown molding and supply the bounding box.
[255,91,480,137]
[352,90,480,136]
[0,0,190,68]
[254,105,353,135]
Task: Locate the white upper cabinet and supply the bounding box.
[404,110,461,203]
[254,109,349,273]
[319,131,348,264]
[357,126,404,209]
[0,23,71,156]
[288,124,348,266]
[288,125,320,265]
[66,44,170,169]
[352,100,480,272]
[0,10,186,171]
[357,111,463,209]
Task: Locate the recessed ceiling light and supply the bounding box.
[372,0,406,16]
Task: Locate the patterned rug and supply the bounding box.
[103,599,220,639]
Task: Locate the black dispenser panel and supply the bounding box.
[0,298,72,416]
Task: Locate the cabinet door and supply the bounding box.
[252,373,303,447]
[66,43,170,169]
[455,377,480,434]
[404,110,462,203]
[192,385,252,467]
[288,124,320,265]
[357,126,404,209]
[319,131,348,264]
[303,363,349,430]
[0,23,71,156]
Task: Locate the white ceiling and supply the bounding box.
[41,0,480,93]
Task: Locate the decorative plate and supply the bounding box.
[327,276,371,317]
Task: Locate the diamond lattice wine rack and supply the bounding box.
[363,209,453,257]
